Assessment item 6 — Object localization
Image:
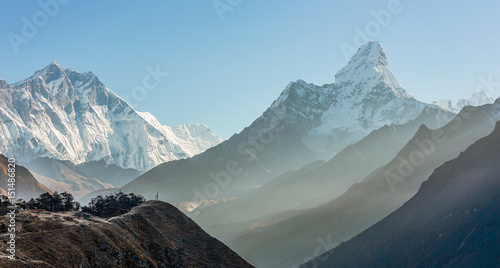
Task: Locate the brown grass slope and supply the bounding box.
[0,201,253,268]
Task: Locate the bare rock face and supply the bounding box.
[0,201,253,268]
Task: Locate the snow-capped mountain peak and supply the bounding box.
[26,61,66,83]
[456,90,494,109]
[258,41,433,156]
[45,60,64,71]
[335,41,412,99]
[336,41,388,77]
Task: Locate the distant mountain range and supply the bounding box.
[1,40,498,267]
[0,41,500,267]
[431,90,494,112]
[0,62,222,172]
[2,42,494,202]
[303,119,500,268]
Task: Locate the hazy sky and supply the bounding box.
[1,0,499,139]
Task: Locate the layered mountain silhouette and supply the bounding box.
[302,121,500,268]
[193,107,454,225]
[228,100,500,268]
[121,41,436,202]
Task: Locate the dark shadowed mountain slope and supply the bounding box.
[229,101,500,268]
[0,154,51,200]
[192,107,454,225]
[0,201,253,268]
[302,122,500,268]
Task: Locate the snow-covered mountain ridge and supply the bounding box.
[0,62,222,171]
[431,90,494,112]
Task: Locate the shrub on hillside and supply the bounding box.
[18,192,80,212]
[81,191,145,218]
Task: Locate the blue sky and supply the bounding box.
[1,0,499,139]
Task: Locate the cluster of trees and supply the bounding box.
[19,192,80,212]
[81,191,145,218]
[6,191,145,218]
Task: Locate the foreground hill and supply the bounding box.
[302,122,500,268]
[0,201,252,268]
[0,154,51,200]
